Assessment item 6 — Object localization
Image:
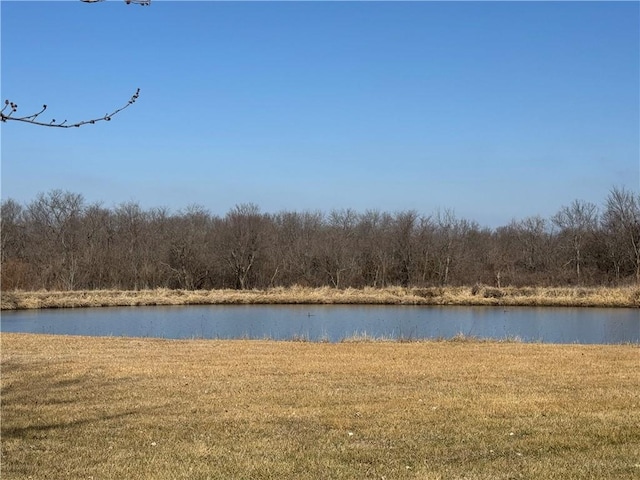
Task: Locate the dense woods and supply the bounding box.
[2,187,639,291]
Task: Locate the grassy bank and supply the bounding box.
[1,285,639,310]
[1,334,638,479]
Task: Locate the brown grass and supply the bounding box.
[1,285,639,310]
[1,333,638,479]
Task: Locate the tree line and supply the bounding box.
[1,187,639,291]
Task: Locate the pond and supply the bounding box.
[1,305,638,344]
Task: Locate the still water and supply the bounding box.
[1,305,638,344]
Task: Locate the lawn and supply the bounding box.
[1,333,638,479]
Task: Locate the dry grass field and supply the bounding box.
[2,285,639,310]
[1,333,638,479]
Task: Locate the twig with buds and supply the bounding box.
[80,0,151,5]
[1,89,141,128]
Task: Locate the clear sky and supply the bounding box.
[1,1,639,228]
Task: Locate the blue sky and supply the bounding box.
[2,1,638,228]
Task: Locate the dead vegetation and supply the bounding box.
[1,333,638,479]
[2,285,639,310]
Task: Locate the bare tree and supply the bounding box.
[269,210,323,287]
[1,199,29,289]
[513,216,553,281]
[489,224,519,287]
[433,209,473,286]
[112,202,149,289]
[320,209,360,288]
[355,210,393,287]
[23,191,85,289]
[414,215,436,286]
[390,211,419,287]
[221,204,269,290]
[165,206,214,290]
[4,187,640,290]
[552,200,598,282]
[80,203,117,289]
[602,187,640,283]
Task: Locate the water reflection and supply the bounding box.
[1,305,638,344]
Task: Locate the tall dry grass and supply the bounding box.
[1,285,639,310]
[1,334,638,479]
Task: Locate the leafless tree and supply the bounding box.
[319,209,360,288]
[513,216,552,279]
[269,210,323,287]
[389,211,419,287]
[355,210,393,287]
[111,202,150,289]
[489,224,519,288]
[221,204,269,290]
[552,200,598,282]
[433,209,474,286]
[164,205,214,290]
[23,191,85,289]
[602,187,640,283]
[1,199,28,289]
[3,187,640,290]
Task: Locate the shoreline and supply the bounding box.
[2,285,639,310]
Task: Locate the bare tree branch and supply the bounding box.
[80,0,151,5]
[1,89,140,129]
[3,0,147,129]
